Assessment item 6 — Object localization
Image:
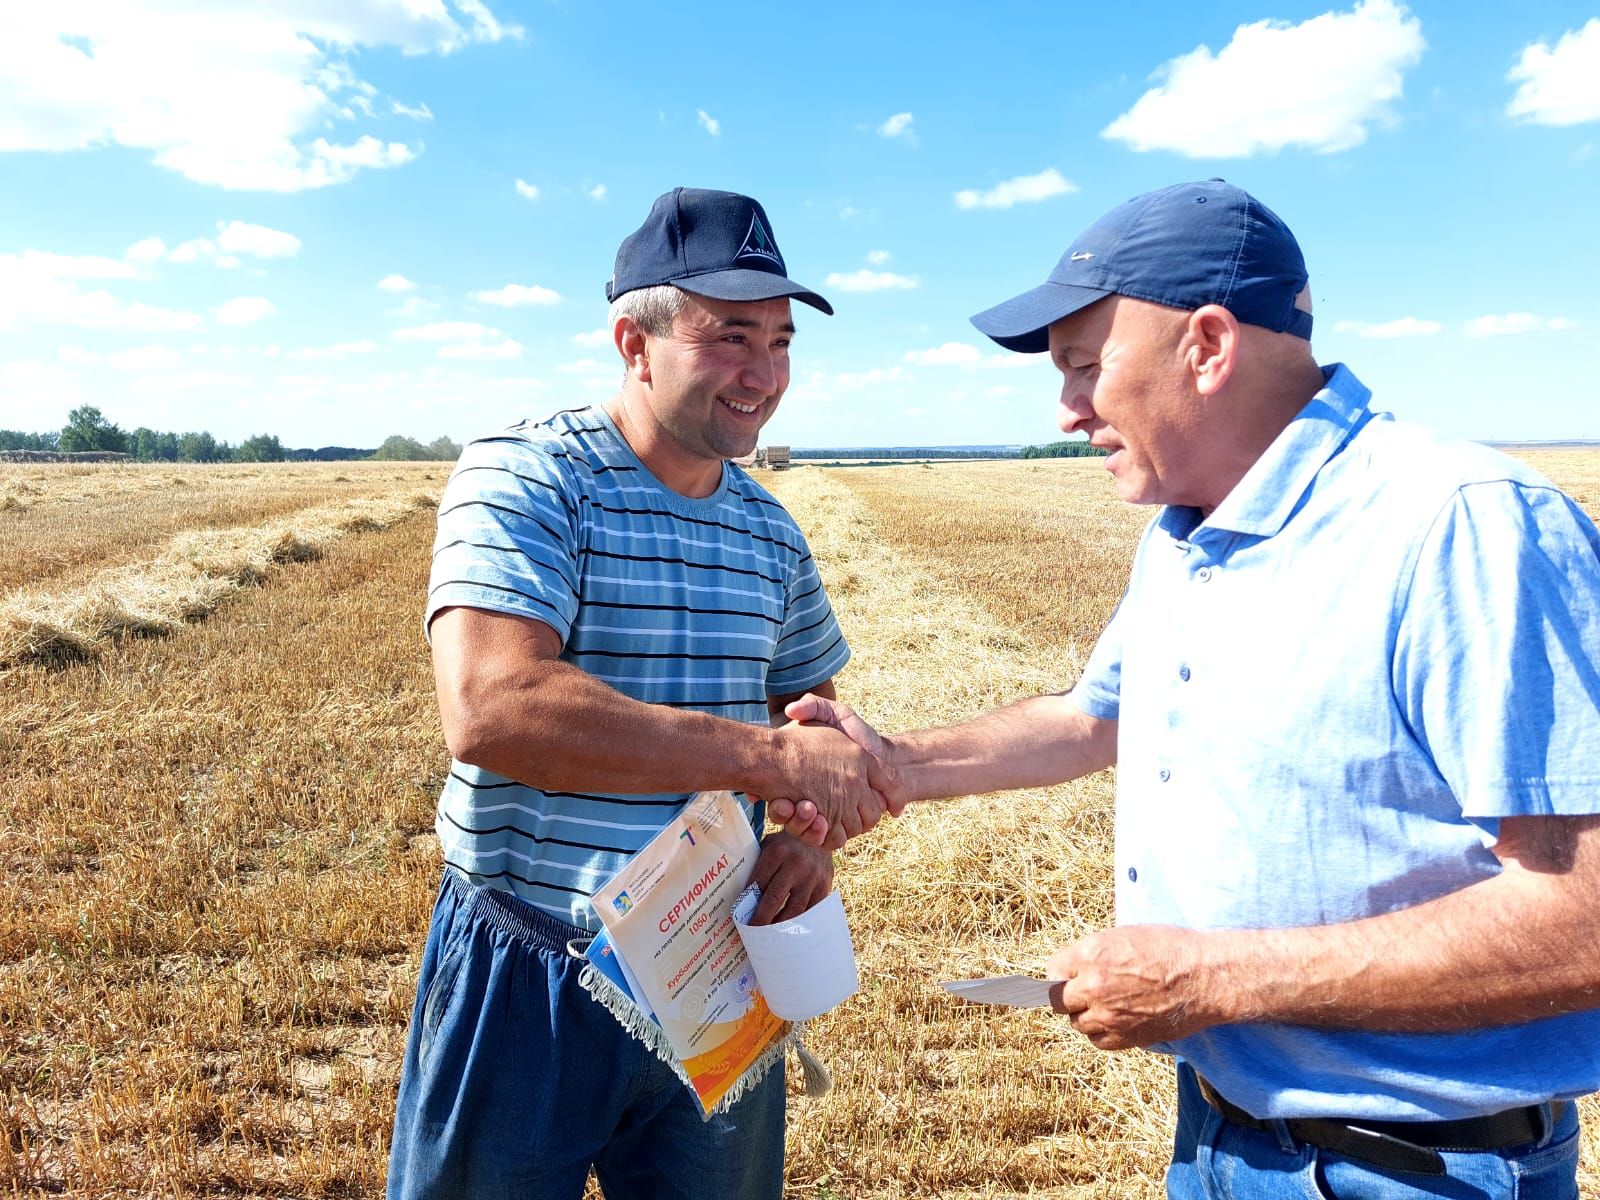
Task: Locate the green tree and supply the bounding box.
[234,434,286,462]
[177,431,220,462]
[426,435,463,461]
[0,429,58,451]
[372,434,428,461]
[57,405,127,454]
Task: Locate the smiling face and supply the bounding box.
[1048,296,1214,509]
[625,292,794,492]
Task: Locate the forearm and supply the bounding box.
[1197,816,1600,1032]
[887,693,1117,802]
[443,654,775,797]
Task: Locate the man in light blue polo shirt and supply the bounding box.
[775,181,1600,1197]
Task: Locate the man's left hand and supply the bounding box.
[1046,925,1219,1051]
[748,833,833,925]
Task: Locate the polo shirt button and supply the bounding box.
[1197,566,1213,582]
[1127,867,1138,882]
[1158,768,1171,782]
[1178,664,1191,682]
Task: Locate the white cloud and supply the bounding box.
[129,220,298,268]
[0,250,201,332]
[310,135,416,172]
[1507,19,1600,126]
[866,250,891,266]
[697,110,721,137]
[515,178,540,201]
[1101,0,1425,157]
[954,168,1077,210]
[394,321,501,343]
[0,4,516,190]
[557,357,607,374]
[825,269,919,293]
[216,220,300,258]
[214,296,276,326]
[904,342,982,366]
[832,365,906,389]
[126,236,168,262]
[136,369,248,391]
[388,295,439,319]
[902,342,1044,369]
[107,345,184,371]
[392,99,434,121]
[289,339,379,360]
[573,328,612,347]
[472,283,562,307]
[586,184,608,201]
[878,111,915,142]
[378,274,418,293]
[1332,317,1443,338]
[1465,313,1576,337]
[439,339,523,360]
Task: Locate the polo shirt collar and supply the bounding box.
[1175,363,1372,542]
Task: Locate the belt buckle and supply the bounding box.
[1321,1123,1447,1177]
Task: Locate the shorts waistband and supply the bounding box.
[442,867,592,954]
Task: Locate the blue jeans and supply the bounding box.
[1167,1062,1580,1199]
[387,870,785,1200]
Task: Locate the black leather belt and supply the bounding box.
[1195,1074,1568,1178]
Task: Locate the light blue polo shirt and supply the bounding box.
[1073,365,1600,1120]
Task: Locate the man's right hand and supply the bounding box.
[767,695,906,843]
[764,720,896,848]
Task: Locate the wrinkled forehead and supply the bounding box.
[678,291,796,330]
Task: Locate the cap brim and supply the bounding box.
[673,268,834,316]
[970,280,1111,353]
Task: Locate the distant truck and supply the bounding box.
[761,445,790,470]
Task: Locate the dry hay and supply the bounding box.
[0,493,434,669]
[766,467,1175,1197]
[2,456,1597,1196]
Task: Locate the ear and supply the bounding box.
[615,316,652,383]
[1183,305,1239,398]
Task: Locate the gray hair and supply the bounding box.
[608,284,688,338]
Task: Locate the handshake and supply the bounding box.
[755,694,905,850]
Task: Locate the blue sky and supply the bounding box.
[2,0,1597,449]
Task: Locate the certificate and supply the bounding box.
[593,790,788,1114]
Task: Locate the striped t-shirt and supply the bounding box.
[425,405,851,930]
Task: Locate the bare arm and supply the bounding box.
[431,607,892,834]
[882,692,1118,803]
[769,691,1117,834]
[1051,813,1600,1049]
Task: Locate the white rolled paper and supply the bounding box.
[734,889,859,1022]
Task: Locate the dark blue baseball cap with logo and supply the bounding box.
[606,188,833,315]
[971,180,1312,353]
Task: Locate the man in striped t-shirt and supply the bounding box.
[388,189,899,1200]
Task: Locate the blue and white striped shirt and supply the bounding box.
[425,405,850,930]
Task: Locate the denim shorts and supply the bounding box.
[1166,1061,1580,1200]
[387,869,785,1200]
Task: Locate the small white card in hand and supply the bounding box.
[940,976,1055,1008]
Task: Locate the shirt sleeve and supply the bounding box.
[1071,591,1125,720]
[766,543,850,695]
[1394,480,1600,822]
[424,438,583,643]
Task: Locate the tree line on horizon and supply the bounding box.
[0,407,463,463]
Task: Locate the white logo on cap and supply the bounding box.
[1070,252,1095,262]
[736,213,782,266]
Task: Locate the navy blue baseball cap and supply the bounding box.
[971,180,1312,353]
[606,188,833,315]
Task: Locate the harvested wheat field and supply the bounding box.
[2,455,1597,1197]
